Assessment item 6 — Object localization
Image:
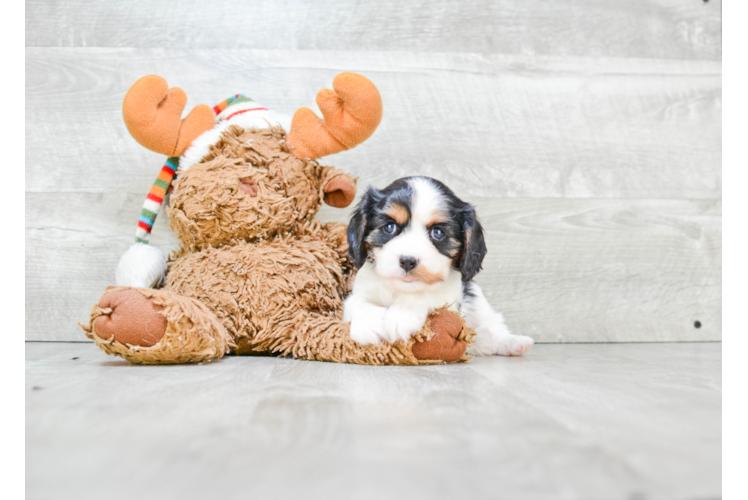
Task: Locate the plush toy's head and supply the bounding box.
[115,73,383,287]
[167,125,356,250]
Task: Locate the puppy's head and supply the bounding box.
[347,176,486,291]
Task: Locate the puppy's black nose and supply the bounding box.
[399,256,419,272]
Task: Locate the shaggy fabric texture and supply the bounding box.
[167,126,355,251]
[85,122,475,365]
[81,287,233,364]
[165,221,473,365]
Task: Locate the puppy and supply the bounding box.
[343,176,534,356]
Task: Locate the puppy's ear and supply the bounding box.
[458,204,487,282]
[347,187,382,269]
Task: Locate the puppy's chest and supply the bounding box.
[372,284,462,312]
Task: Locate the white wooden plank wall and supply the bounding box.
[717,57,748,340]
[25,0,721,342]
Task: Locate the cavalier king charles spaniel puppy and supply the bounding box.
[343,176,534,356]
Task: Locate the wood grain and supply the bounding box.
[26,48,721,199]
[26,193,720,343]
[25,342,721,499]
[717,200,748,340]
[25,0,722,61]
[25,3,722,345]
[472,197,721,343]
[718,59,748,340]
[26,192,180,341]
[718,61,748,198]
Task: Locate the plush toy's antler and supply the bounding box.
[286,72,383,160]
[122,75,215,157]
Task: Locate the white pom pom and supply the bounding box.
[115,243,167,288]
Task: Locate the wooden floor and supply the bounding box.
[26,342,721,500]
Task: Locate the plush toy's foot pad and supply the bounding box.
[411,309,474,363]
[80,286,233,365]
[93,287,167,347]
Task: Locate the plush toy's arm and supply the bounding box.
[317,166,358,208]
[286,73,383,160]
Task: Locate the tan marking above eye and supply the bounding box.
[385,203,409,225]
[426,210,448,226]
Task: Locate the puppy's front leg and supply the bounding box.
[344,294,388,345]
[383,301,429,344]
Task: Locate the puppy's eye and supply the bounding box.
[430,227,445,240]
[383,223,397,234]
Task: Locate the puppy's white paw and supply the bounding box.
[384,305,428,343]
[469,322,534,357]
[494,334,534,356]
[348,305,388,345]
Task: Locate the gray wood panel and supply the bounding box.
[26,192,181,342]
[26,48,721,199]
[472,197,721,343]
[26,193,720,342]
[717,200,748,340]
[25,2,722,345]
[25,0,722,61]
[719,61,748,200]
[718,60,748,340]
[26,342,722,499]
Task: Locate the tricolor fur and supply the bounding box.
[343,176,534,356]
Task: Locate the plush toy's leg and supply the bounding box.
[249,307,474,365]
[80,287,233,365]
[411,309,475,363]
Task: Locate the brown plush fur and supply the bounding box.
[85,125,474,365]
[168,126,351,251]
[81,287,233,365]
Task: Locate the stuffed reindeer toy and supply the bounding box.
[81,73,475,365]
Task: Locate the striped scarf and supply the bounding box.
[134,94,266,244]
[135,157,178,244]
